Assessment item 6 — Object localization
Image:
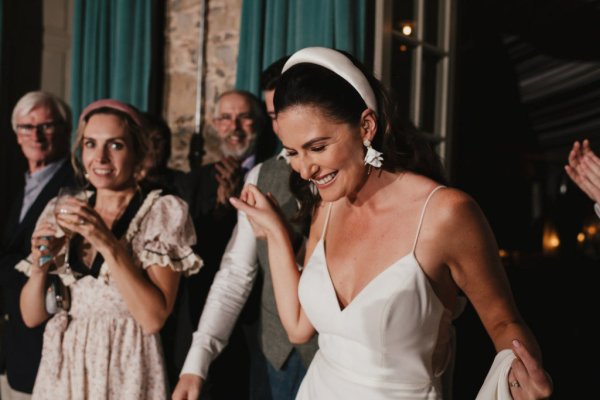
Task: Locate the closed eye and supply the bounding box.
[310,145,326,152]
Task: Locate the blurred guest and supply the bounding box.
[139,112,185,194]
[0,91,74,399]
[174,57,318,400]
[18,99,202,399]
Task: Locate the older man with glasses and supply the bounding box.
[0,91,75,399]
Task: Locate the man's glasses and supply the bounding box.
[214,113,254,127]
[16,121,61,136]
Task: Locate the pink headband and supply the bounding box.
[79,99,144,128]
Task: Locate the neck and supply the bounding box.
[346,169,400,209]
[28,158,58,174]
[95,186,137,219]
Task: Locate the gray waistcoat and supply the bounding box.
[256,157,318,370]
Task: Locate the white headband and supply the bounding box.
[282,47,378,113]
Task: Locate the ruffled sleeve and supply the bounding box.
[130,193,203,276]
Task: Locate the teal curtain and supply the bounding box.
[71,0,152,129]
[236,0,366,95]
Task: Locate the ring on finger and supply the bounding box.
[510,380,521,388]
[77,218,87,225]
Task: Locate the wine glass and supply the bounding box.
[53,187,88,275]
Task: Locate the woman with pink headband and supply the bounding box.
[230,47,553,399]
[18,99,202,399]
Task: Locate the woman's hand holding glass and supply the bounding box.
[54,195,117,259]
[53,188,88,274]
[30,223,65,274]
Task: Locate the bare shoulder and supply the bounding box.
[427,186,485,229]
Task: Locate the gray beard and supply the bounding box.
[220,135,257,160]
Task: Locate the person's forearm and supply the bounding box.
[100,240,177,334]
[265,230,312,343]
[181,219,258,377]
[20,269,50,327]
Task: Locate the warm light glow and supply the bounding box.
[587,225,598,235]
[402,25,413,36]
[542,221,560,255]
[577,232,585,243]
[498,249,508,258]
[399,44,408,52]
[548,235,560,248]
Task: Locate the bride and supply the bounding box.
[230,47,553,400]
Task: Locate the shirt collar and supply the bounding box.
[241,154,256,171]
[25,158,67,183]
[277,148,290,163]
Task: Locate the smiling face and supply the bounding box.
[15,105,69,173]
[279,105,375,202]
[81,114,137,192]
[212,92,258,159]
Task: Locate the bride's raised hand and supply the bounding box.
[230,184,287,240]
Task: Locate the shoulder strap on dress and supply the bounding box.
[411,186,446,253]
[320,202,334,241]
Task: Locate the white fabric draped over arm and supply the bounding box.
[476,349,516,400]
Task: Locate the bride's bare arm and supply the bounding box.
[230,185,315,343]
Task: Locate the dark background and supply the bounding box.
[452,1,600,398]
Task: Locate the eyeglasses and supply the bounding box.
[16,121,61,136]
[214,113,254,127]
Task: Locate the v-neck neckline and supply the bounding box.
[317,239,415,313]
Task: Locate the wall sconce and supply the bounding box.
[398,20,415,37]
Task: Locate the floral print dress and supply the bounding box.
[17,190,203,400]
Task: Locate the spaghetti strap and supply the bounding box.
[411,186,446,253]
[320,202,334,241]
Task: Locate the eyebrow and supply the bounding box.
[82,136,127,141]
[283,136,331,151]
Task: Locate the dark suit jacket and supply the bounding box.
[0,160,75,393]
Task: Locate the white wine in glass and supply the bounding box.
[53,187,88,274]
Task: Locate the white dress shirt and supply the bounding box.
[181,150,289,378]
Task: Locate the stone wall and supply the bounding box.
[163,0,242,171]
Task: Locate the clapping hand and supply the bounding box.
[565,139,600,203]
[215,156,243,206]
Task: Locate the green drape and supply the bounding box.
[70,0,152,129]
[236,0,366,95]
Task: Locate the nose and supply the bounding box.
[234,117,243,130]
[297,156,319,181]
[95,144,110,163]
[33,126,47,143]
